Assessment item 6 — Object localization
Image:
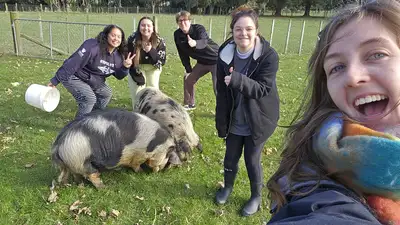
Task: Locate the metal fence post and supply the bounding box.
[133,16,136,32]
[153,15,158,33]
[223,18,227,41]
[39,12,44,42]
[284,19,292,54]
[10,12,22,55]
[83,24,86,42]
[49,22,53,59]
[269,19,275,46]
[298,20,305,55]
[209,18,212,38]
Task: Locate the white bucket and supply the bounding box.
[25,84,60,112]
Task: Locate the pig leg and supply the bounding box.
[129,155,148,173]
[156,157,169,172]
[87,172,105,189]
[57,166,70,185]
[73,173,84,184]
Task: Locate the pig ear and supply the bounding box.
[167,151,182,165]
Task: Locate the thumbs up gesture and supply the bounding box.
[187,34,196,48]
[224,67,233,86]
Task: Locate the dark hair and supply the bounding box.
[132,16,159,67]
[96,24,126,56]
[230,5,259,31]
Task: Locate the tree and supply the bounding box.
[266,0,288,16]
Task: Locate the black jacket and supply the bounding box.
[268,169,380,224]
[215,36,280,146]
[174,24,219,73]
[127,32,166,84]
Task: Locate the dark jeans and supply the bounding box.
[224,133,265,185]
[61,75,112,119]
[184,63,217,105]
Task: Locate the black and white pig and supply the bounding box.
[51,109,186,189]
[134,87,202,163]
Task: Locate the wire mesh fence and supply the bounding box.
[3,11,325,60]
[11,17,108,60]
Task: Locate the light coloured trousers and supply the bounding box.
[127,64,162,110]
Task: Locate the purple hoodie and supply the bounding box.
[50,38,129,89]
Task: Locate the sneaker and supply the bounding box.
[183,104,196,110]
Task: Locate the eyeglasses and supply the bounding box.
[178,19,189,24]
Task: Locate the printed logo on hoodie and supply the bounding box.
[98,60,115,74]
[78,48,86,57]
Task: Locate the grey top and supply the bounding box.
[230,47,254,136]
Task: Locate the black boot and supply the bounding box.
[215,168,237,205]
[241,183,262,216]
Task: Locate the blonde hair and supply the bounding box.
[267,0,400,212]
[175,11,191,23]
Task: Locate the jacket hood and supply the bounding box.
[219,36,270,65]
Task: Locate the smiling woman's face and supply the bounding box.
[324,17,400,130]
[233,16,257,53]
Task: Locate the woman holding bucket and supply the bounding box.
[126,16,166,109]
[48,24,134,119]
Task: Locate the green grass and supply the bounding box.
[0,52,309,224]
[0,11,326,59]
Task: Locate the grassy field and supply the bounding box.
[0,50,309,224]
[0,11,326,59]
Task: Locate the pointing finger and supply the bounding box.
[126,52,131,60]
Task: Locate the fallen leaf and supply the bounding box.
[39,129,45,132]
[11,82,20,87]
[184,184,190,190]
[10,119,18,124]
[6,88,12,95]
[135,195,144,201]
[216,181,224,188]
[69,200,82,211]
[47,191,58,203]
[162,205,171,215]
[215,209,224,216]
[110,209,120,217]
[79,207,91,216]
[98,210,107,218]
[24,163,34,168]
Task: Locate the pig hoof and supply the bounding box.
[134,167,143,173]
[152,167,160,173]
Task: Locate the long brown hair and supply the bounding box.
[133,16,159,67]
[267,0,400,212]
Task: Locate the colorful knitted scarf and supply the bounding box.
[313,113,400,224]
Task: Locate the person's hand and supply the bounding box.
[142,42,152,53]
[224,67,233,86]
[47,82,56,88]
[187,35,196,48]
[123,52,136,68]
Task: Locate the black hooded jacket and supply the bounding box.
[215,36,280,146]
